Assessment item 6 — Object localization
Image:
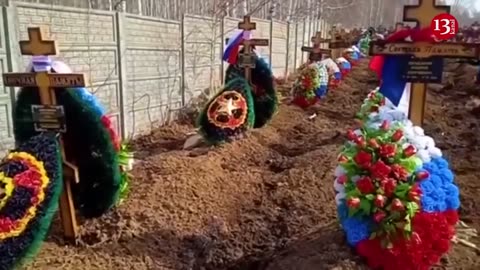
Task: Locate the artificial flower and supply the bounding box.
[403,145,416,157]
[379,143,397,158]
[354,151,372,168]
[336,88,461,270]
[391,164,408,180]
[356,176,375,194]
[370,160,391,179]
[374,194,386,207]
[347,197,361,208]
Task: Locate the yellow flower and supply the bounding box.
[0,172,14,210]
[0,152,50,240]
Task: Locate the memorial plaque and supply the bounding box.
[31,105,67,132]
[402,57,444,83]
[238,53,256,68]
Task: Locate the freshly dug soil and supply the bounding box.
[24,60,480,270]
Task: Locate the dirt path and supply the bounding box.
[24,60,480,270]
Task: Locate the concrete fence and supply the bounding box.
[0,2,332,151]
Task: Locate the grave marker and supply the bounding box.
[233,16,270,83]
[2,27,85,242]
[329,27,354,59]
[369,0,479,126]
[301,31,331,61]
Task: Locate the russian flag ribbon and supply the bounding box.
[223,30,251,64]
[370,27,437,106]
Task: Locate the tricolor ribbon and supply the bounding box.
[27,56,73,74]
[31,55,52,72]
[369,27,437,106]
[223,30,251,64]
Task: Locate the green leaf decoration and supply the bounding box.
[348,207,360,217]
[406,202,420,217]
[399,157,421,173]
[360,199,372,214]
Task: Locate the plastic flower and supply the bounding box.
[335,88,461,270]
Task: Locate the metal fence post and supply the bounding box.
[269,17,273,70]
[180,13,186,107]
[115,11,127,140]
[220,15,225,83]
[285,21,290,76]
[294,22,298,69]
[301,19,306,62]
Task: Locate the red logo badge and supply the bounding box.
[431,13,458,40]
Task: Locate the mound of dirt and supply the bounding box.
[25,60,480,270]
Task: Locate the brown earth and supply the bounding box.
[23,60,480,270]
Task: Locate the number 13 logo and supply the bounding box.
[433,18,453,35]
[431,13,458,40]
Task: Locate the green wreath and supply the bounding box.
[0,133,62,269]
[197,78,255,144]
[13,87,121,218]
[225,51,278,128]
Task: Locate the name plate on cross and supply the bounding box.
[31,104,67,132]
[370,42,478,58]
[3,73,86,88]
[238,52,256,68]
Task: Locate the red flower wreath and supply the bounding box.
[101,115,121,151]
[357,210,458,270]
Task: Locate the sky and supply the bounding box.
[445,0,480,10]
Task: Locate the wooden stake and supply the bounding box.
[2,27,86,242]
[403,0,449,126]
[407,83,427,126]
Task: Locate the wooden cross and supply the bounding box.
[2,27,85,242]
[404,0,449,29]
[238,15,256,31]
[369,0,479,126]
[310,32,329,47]
[235,16,269,83]
[301,31,331,62]
[328,27,353,59]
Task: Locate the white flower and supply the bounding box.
[429,147,442,158]
[403,126,415,138]
[417,149,431,163]
[404,120,413,128]
[334,179,345,193]
[335,193,346,205]
[424,136,435,148]
[412,137,428,150]
[353,129,363,136]
[334,166,346,177]
[413,126,425,136]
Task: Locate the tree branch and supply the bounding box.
[324,0,355,10]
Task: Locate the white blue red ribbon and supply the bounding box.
[31,55,52,72]
[370,28,436,106]
[223,30,251,64]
